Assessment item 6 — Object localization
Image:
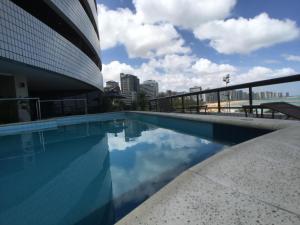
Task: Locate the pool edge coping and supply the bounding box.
[128,111,299,130]
[116,112,300,225]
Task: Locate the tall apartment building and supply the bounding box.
[0,0,103,122]
[140,80,159,99]
[120,73,140,105]
[189,86,202,93]
[106,81,119,89]
[120,73,139,93]
[104,80,121,96]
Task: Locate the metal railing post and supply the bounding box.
[36,98,41,120]
[60,100,64,116]
[249,87,253,113]
[84,99,88,114]
[196,94,199,113]
[147,74,300,117]
[35,100,39,120]
[217,91,221,113]
[38,99,41,120]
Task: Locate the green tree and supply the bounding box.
[137,92,147,110]
[102,95,113,112]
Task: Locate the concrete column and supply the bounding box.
[0,74,30,123]
[14,75,31,122]
[0,75,17,123]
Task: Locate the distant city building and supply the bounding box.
[122,92,138,106]
[205,92,218,103]
[106,81,119,89]
[166,90,176,97]
[189,86,202,93]
[158,90,186,97]
[124,120,156,142]
[120,73,140,93]
[189,86,206,102]
[158,88,288,103]
[140,80,159,99]
[120,73,140,105]
[104,80,121,97]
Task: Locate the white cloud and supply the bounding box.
[283,54,300,62]
[134,0,237,29]
[98,5,190,58]
[108,126,211,199]
[194,13,300,54]
[192,58,236,75]
[101,60,136,82]
[233,66,296,84]
[146,54,196,73]
[98,2,298,91]
[102,56,297,92]
[99,1,299,59]
[103,55,237,91]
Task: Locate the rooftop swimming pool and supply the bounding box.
[0,113,270,225]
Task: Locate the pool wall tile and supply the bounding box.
[0,112,127,135]
[0,121,58,136]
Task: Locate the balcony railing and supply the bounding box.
[0,98,88,124]
[148,74,300,119]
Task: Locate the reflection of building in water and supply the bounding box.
[0,123,115,225]
[104,120,126,137]
[21,133,37,169]
[124,120,156,142]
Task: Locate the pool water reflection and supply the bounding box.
[0,116,268,225]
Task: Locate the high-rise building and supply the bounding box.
[106,81,119,89]
[189,86,202,93]
[120,73,140,93]
[189,86,206,102]
[0,0,103,121]
[237,90,243,100]
[120,73,140,105]
[104,80,121,96]
[140,80,159,99]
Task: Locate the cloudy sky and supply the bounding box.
[97,0,300,94]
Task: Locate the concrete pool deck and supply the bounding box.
[117,112,300,225]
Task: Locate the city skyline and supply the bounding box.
[97,0,300,95]
[105,74,298,98]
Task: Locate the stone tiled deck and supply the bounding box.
[117,112,300,225]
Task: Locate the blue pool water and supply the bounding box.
[0,114,269,225]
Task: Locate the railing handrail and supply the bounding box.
[40,99,87,102]
[0,97,40,101]
[39,99,88,115]
[150,74,300,101]
[0,97,42,120]
[0,98,88,121]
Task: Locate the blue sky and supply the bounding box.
[97,0,300,94]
